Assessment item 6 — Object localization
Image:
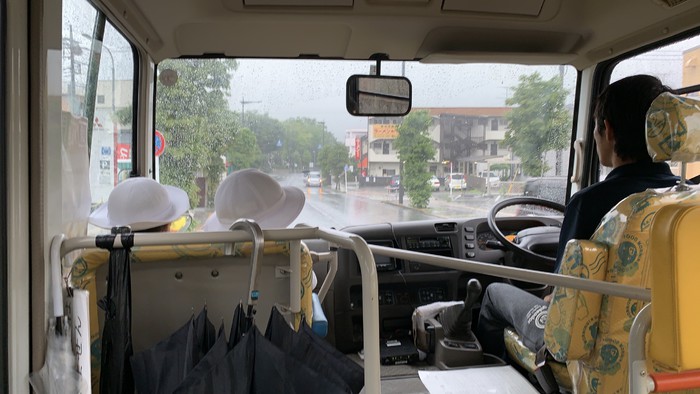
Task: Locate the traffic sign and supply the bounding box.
[155,130,166,157]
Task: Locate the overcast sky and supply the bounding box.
[225,33,700,141]
[227,60,578,141]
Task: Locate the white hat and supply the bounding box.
[202,169,305,230]
[89,177,190,231]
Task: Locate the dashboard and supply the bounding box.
[316,216,562,353]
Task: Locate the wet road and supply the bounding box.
[276,173,503,229]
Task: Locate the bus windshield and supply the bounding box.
[155,59,577,229]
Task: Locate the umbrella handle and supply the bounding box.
[229,219,265,315]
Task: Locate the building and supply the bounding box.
[359,108,517,180]
[344,128,367,174]
[423,108,514,178]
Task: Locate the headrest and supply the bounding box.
[646,92,700,162]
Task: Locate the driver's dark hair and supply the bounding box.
[594,74,672,163]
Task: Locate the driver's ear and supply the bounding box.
[603,119,615,143]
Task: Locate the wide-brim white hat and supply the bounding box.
[89,177,190,231]
[202,169,305,230]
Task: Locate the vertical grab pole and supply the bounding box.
[629,304,654,393]
[230,219,265,317]
[351,234,380,394]
[290,240,301,313]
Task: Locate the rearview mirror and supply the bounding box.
[346,75,412,116]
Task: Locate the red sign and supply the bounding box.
[116,144,131,161]
[155,130,166,157]
[355,137,361,161]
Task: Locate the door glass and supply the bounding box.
[62,0,136,234]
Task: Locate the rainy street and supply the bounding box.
[277,172,502,229]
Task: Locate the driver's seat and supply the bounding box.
[503,91,700,393]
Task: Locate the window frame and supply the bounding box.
[0,0,7,389]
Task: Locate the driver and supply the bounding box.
[475,74,679,360]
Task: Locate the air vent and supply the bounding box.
[653,0,688,7]
[244,0,352,5]
[434,222,457,232]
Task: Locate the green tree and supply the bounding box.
[245,111,285,171]
[503,72,571,176]
[226,127,263,171]
[281,118,333,171]
[318,142,351,188]
[156,59,238,206]
[395,111,436,208]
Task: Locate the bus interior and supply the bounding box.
[5,0,700,393]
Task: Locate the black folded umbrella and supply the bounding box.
[130,307,216,394]
[97,230,135,394]
[175,303,351,394]
[172,323,229,393]
[229,300,252,350]
[265,307,364,394]
[191,306,216,365]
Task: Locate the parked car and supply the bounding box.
[479,171,501,188]
[306,171,322,187]
[388,175,400,192]
[446,173,467,190]
[523,176,567,205]
[428,175,441,191]
[518,176,567,215]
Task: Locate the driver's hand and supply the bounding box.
[543,293,553,303]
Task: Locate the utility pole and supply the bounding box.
[398,61,406,204]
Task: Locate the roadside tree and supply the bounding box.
[225,127,263,173]
[503,72,571,176]
[318,142,352,189]
[395,110,436,208]
[156,59,238,206]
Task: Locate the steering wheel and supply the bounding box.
[486,197,566,264]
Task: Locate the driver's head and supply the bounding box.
[593,75,672,166]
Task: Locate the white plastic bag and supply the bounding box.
[29,317,86,394]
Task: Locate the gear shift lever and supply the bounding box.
[443,278,482,340]
[424,278,484,368]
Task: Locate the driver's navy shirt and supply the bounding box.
[554,161,678,273]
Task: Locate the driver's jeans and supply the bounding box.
[476,282,549,361]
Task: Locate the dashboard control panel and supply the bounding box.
[405,235,454,272]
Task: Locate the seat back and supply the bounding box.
[71,239,316,389]
[649,202,700,374]
[543,92,700,393]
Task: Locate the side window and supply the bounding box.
[62,0,135,234]
[609,33,700,180]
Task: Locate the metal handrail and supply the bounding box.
[52,225,382,394]
[368,244,651,301]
